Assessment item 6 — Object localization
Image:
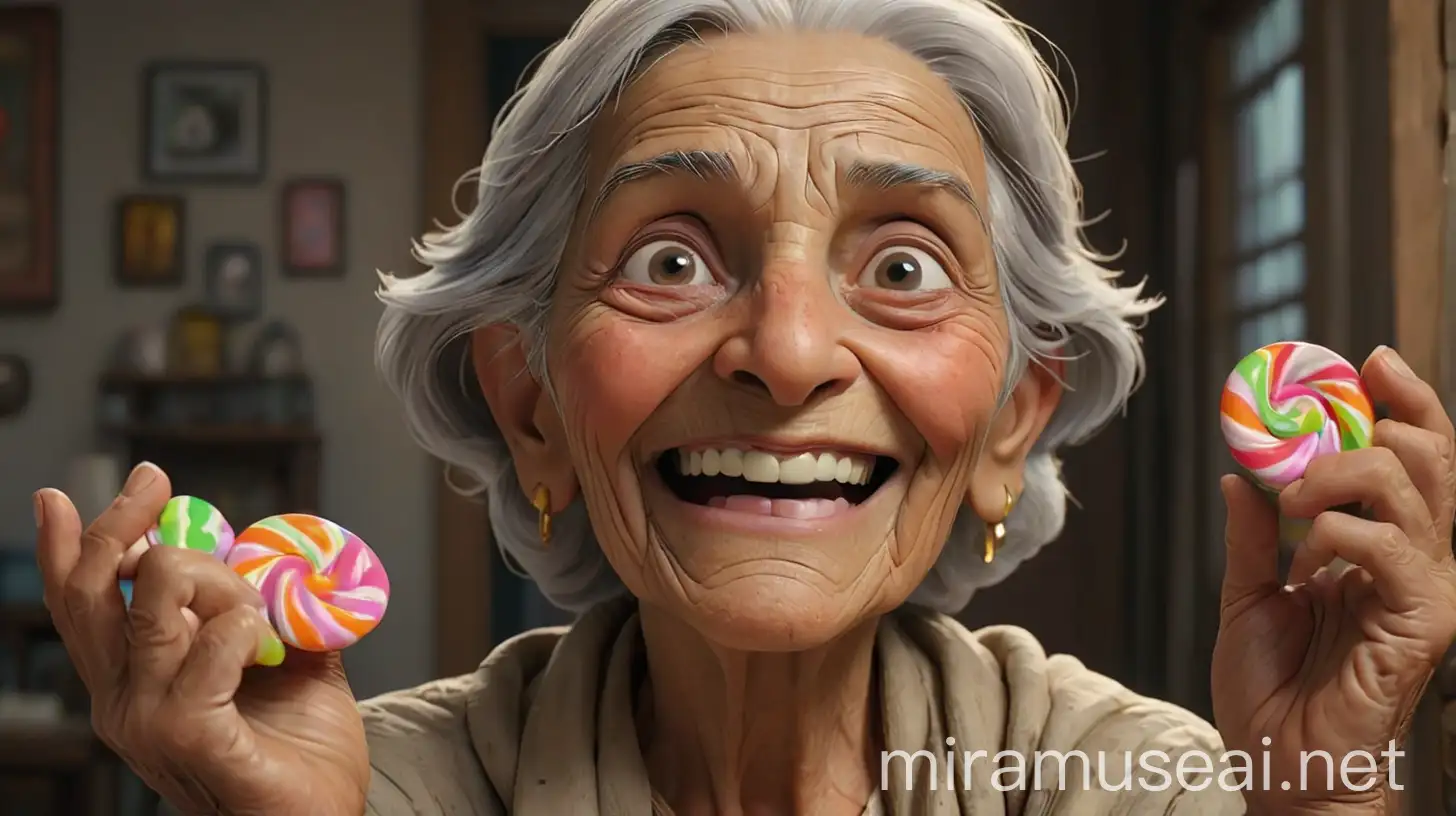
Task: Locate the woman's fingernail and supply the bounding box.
[32,491,45,529]
[1378,346,1416,379]
[122,463,159,496]
[255,616,285,667]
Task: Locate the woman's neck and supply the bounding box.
[636,604,883,816]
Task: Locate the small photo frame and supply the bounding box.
[115,195,185,287]
[203,241,263,320]
[144,62,266,182]
[281,178,345,277]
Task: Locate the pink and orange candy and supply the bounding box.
[1220,341,1375,491]
[226,514,390,652]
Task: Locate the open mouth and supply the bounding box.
[655,445,898,519]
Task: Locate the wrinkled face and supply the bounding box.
[481,30,1057,650]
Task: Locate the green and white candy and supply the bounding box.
[146,496,235,561]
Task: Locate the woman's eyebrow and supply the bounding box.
[843,160,985,224]
[589,150,738,219]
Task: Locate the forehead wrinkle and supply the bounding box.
[636,87,965,136]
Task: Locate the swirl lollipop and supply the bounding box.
[1220,341,1375,491]
[145,496,235,560]
[123,496,235,609]
[226,514,389,652]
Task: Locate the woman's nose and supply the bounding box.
[712,267,862,407]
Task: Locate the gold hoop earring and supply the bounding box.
[983,487,1016,564]
[532,484,552,548]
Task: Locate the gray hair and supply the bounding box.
[376,0,1156,614]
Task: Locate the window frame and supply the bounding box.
[1166,0,1393,716]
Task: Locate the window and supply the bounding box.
[1225,0,1306,354]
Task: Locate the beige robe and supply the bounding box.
[361,598,1245,814]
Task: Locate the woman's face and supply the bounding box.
[477,30,1059,650]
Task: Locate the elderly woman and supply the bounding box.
[29,0,1456,813]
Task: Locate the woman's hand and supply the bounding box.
[1212,346,1456,813]
[34,464,369,816]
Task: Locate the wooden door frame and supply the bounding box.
[423,0,586,679]
[1390,0,1448,811]
[423,0,493,680]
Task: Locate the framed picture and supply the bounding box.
[143,62,266,182]
[203,241,263,320]
[281,178,345,277]
[0,8,57,312]
[115,195,185,286]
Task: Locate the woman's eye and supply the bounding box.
[857,246,952,292]
[620,240,712,286]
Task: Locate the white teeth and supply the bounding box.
[741,451,779,483]
[674,446,876,486]
[720,448,744,477]
[814,453,837,481]
[777,453,818,485]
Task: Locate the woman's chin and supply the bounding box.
[667,577,875,652]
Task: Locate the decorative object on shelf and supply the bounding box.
[0,353,28,418]
[168,305,225,377]
[143,62,266,182]
[115,194,185,286]
[203,240,263,320]
[281,177,345,277]
[112,323,169,376]
[0,7,57,312]
[247,319,304,377]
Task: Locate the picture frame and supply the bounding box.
[0,7,57,312]
[203,240,263,320]
[143,62,266,182]
[115,195,185,287]
[281,177,345,277]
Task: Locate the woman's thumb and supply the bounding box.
[1219,474,1281,610]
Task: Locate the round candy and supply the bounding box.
[226,514,389,652]
[1220,341,1375,491]
[146,496,234,560]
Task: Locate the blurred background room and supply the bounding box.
[0,0,1450,813]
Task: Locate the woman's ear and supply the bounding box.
[470,325,577,510]
[968,355,1063,520]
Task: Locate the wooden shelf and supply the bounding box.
[103,424,319,444]
[0,720,98,769]
[100,372,309,388]
[0,604,53,630]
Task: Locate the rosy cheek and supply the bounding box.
[552,316,720,456]
[856,322,1004,463]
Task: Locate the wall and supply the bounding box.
[0,0,431,698]
[960,0,1158,687]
